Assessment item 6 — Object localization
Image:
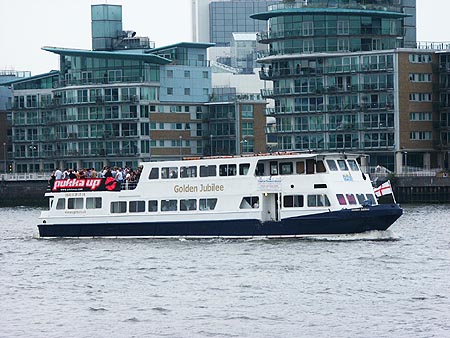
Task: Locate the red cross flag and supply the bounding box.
[374,180,393,198]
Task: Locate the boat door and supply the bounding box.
[262,193,280,222]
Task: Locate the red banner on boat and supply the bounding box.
[52,178,120,192]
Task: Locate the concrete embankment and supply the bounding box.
[393,176,450,204]
[0,175,449,206]
[0,179,48,207]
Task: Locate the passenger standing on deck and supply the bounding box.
[63,168,70,179]
[68,169,77,179]
[55,168,62,180]
[104,167,113,178]
[115,168,124,184]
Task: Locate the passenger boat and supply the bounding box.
[37,152,402,238]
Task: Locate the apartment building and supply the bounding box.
[252,0,448,172]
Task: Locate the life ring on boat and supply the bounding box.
[105,177,117,191]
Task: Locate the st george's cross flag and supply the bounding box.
[374,180,393,198]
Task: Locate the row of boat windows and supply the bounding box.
[55,197,218,212]
[53,192,372,213]
[148,159,360,180]
[283,193,376,208]
[149,163,251,179]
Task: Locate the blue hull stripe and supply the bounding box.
[37,204,402,238]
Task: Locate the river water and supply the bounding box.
[0,205,449,338]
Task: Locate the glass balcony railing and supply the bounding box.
[266,2,402,13]
[263,102,394,114]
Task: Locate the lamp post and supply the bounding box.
[210,134,213,156]
[403,151,408,174]
[3,142,6,174]
[29,143,37,173]
[240,138,247,155]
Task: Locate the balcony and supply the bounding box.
[266,2,402,13]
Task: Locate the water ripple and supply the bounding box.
[0,205,449,338]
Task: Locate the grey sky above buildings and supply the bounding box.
[0,0,449,75]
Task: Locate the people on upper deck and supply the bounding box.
[49,165,143,189]
[54,168,62,180]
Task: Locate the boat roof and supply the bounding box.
[141,152,364,167]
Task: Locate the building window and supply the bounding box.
[242,104,254,118]
[409,73,432,82]
[410,112,432,121]
[184,70,190,78]
[409,54,432,63]
[409,93,432,102]
[184,88,190,96]
[410,131,432,140]
[203,88,209,95]
[302,22,314,36]
[337,20,349,35]
[337,38,349,51]
[167,88,173,95]
[242,122,253,136]
[303,40,314,53]
[203,71,209,79]
[167,70,173,78]
[108,70,122,82]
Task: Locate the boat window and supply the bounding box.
[219,164,237,177]
[56,198,65,210]
[240,196,259,209]
[162,167,178,179]
[255,162,265,176]
[199,198,217,211]
[180,166,197,178]
[129,200,146,213]
[279,162,293,175]
[270,161,278,175]
[296,161,305,174]
[356,194,366,204]
[180,199,197,211]
[148,200,158,212]
[306,159,315,174]
[314,184,327,189]
[68,198,83,210]
[336,194,347,205]
[283,195,304,208]
[161,199,177,212]
[307,194,331,207]
[49,197,54,209]
[316,160,326,173]
[149,167,159,180]
[347,160,360,171]
[200,165,216,177]
[111,201,127,213]
[239,163,250,175]
[86,197,102,209]
[365,194,376,205]
[346,194,357,205]
[327,160,339,171]
[337,160,349,171]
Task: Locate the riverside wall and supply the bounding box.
[0,175,449,206]
[0,178,48,207]
[393,176,450,204]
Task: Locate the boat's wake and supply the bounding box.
[300,230,399,242]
